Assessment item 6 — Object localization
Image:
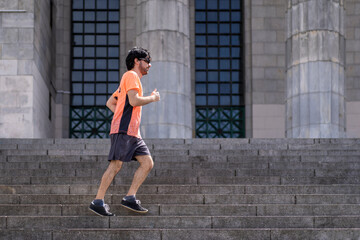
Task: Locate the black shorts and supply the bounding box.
[108,133,151,162]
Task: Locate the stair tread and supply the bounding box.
[1,138,360,237]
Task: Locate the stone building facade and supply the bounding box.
[0,0,359,138]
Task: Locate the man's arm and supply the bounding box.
[128,89,160,107]
[106,95,117,113]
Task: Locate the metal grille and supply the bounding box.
[195,0,245,138]
[196,107,245,138]
[70,0,120,138]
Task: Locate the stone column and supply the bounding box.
[135,0,192,138]
[286,0,346,138]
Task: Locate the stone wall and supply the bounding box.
[0,0,57,138]
[346,0,360,137]
[245,0,287,138]
[53,0,71,138]
[0,1,36,137]
[119,0,137,74]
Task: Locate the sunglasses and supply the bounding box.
[139,58,151,64]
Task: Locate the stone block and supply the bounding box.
[0,0,18,10]
[125,194,204,205]
[0,194,19,204]
[198,176,281,185]
[271,229,360,240]
[315,216,360,228]
[7,216,110,230]
[0,91,19,108]
[253,55,278,67]
[145,138,185,146]
[0,185,69,194]
[18,0,35,12]
[162,230,270,240]
[252,30,277,42]
[157,185,245,194]
[155,169,234,177]
[110,216,211,229]
[0,75,33,92]
[138,0,189,35]
[136,176,197,185]
[53,230,161,240]
[17,60,33,74]
[18,28,34,43]
[30,176,100,185]
[2,13,34,28]
[0,204,61,216]
[153,143,219,150]
[212,216,314,228]
[204,194,295,205]
[160,205,256,216]
[0,176,30,184]
[258,204,360,216]
[296,194,360,204]
[0,28,18,43]
[0,230,52,240]
[47,149,108,156]
[0,60,17,75]
[2,43,33,60]
[281,176,360,184]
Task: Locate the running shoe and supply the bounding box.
[89,202,115,216]
[120,199,148,213]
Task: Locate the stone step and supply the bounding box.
[3,154,360,165]
[2,193,360,205]
[0,137,357,146]
[2,176,360,185]
[2,168,359,178]
[1,203,360,217]
[2,147,360,158]
[2,228,360,240]
[0,204,256,217]
[3,193,360,205]
[2,160,360,171]
[1,138,360,149]
[2,184,360,195]
[2,216,360,229]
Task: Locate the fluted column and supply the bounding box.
[286,0,346,138]
[135,0,192,138]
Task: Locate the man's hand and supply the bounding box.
[151,88,160,102]
[128,89,160,107]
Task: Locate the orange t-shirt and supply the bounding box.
[110,71,142,138]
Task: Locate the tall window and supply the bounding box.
[70,0,120,138]
[195,0,245,138]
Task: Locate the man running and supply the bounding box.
[89,47,160,216]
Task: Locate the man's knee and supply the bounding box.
[109,160,123,173]
[137,155,154,171]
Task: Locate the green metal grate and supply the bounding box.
[196,107,245,138]
[70,107,112,138]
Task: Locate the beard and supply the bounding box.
[139,62,149,75]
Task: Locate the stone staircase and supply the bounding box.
[0,138,360,240]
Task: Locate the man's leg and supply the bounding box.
[126,155,154,196]
[89,160,123,216]
[120,155,153,213]
[95,160,123,199]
